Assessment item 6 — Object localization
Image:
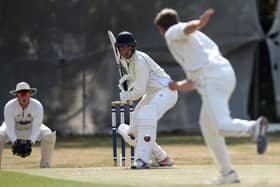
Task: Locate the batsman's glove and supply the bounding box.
[12,139,32,158]
[118,74,134,91]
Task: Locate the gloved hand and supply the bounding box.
[12,139,32,158]
[118,74,134,92]
[119,91,129,102]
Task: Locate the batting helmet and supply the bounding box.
[115,31,136,47]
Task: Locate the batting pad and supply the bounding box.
[135,105,157,163]
[40,131,56,168]
[118,124,168,162]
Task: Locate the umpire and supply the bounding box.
[0,82,56,168]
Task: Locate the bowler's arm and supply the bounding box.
[183,8,215,35]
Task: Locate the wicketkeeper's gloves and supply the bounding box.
[12,139,32,158]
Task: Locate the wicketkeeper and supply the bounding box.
[0,82,56,168]
[115,31,178,169]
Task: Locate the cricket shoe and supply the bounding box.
[211,170,240,185]
[150,156,174,167]
[253,116,269,154]
[158,156,174,167]
[131,159,150,169]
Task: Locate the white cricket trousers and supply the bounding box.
[129,87,178,161]
[188,62,255,175]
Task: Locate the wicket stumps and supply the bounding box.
[111,101,135,166]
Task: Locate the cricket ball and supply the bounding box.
[144,135,151,142]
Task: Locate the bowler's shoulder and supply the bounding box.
[166,23,184,34]
[165,22,187,40]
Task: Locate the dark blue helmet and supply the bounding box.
[115,31,136,47]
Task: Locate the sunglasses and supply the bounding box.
[16,91,31,97]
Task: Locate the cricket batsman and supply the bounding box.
[0,82,56,168]
[115,31,178,169]
[154,8,269,184]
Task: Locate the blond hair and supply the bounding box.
[154,8,179,30]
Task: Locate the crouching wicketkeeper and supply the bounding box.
[0,82,56,168]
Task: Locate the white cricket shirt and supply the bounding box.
[165,22,227,73]
[120,50,171,101]
[4,98,43,143]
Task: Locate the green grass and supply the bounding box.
[6,165,280,187]
[1,133,280,187]
[0,170,129,187]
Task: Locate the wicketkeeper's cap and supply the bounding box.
[9,82,37,96]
